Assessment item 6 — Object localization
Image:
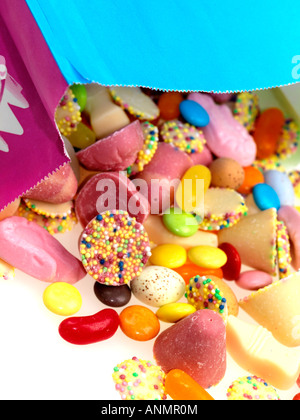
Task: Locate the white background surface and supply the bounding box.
[0,223,299,401]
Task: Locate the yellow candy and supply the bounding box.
[67,122,96,149]
[175,165,211,213]
[187,245,227,269]
[150,244,187,268]
[156,303,196,323]
[43,282,82,316]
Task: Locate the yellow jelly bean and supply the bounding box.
[67,122,96,149]
[43,282,82,316]
[187,245,227,269]
[156,303,196,323]
[175,165,211,213]
[150,244,187,268]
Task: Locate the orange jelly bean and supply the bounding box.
[174,263,223,285]
[253,108,285,159]
[237,165,264,195]
[165,369,214,400]
[119,305,160,341]
[158,92,184,120]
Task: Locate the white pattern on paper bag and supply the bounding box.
[0,55,29,153]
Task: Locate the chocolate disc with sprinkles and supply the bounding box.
[227,375,281,400]
[160,120,206,154]
[18,200,77,235]
[127,122,159,176]
[79,210,151,286]
[275,119,300,160]
[198,188,247,231]
[109,86,160,121]
[112,357,167,400]
[233,92,260,132]
[22,198,74,219]
[185,275,228,322]
[55,88,82,137]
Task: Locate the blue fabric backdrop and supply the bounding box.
[26,0,300,92]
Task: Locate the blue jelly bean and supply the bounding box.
[252,183,281,211]
[179,100,210,127]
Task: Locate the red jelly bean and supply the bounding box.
[58,308,119,345]
[293,393,300,400]
[218,242,241,281]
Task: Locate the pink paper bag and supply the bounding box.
[0,1,69,211]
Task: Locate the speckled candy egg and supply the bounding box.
[130,266,186,308]
[209,158,245,190]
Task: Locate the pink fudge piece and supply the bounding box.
[24,164,78,204]
[188,93,257,167]
[189,144,213,166]
[0,217,86,283]
[278,205,300,270]
[136,143,193,214]
[77,120,144,171]
[153,310,226,389]
[75,172,149,227]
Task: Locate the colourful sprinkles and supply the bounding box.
[288,169,300,199]
[80,210,151,286]
[160,119,206,154]
[275,119,300,160]
[55,88,82,137]
[276,220,292,279]
[18,200,77,235]
[198,188,247,231]
[112,357,167,400]
[233,92,260,132]
[227,375,281,400]
[127,122,159,176]
[109,86,159,121]
[185,275,228,321]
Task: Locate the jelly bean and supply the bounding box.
[93,282,131,308]
[237,165,264,195]
[162,207,199,237]
[235,270,273,291]
[252,183,281,211]
[156,303,196,323]
[253,108,285,159]
[158,91,184,120]
[70,83,87,111]
[43,282,82,316]
[119,305,160,341]
[218,243,241,281]
[187,245,227,269]
[67,122,96,149]
[293,393,300,400]
[149,244,187,268]
[58,308,119,345]
[173,263,223,285]
[175,165,211,213]
[165,369,214,400]
[179,100,210,127]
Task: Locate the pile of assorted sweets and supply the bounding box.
[1,85,300,400]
